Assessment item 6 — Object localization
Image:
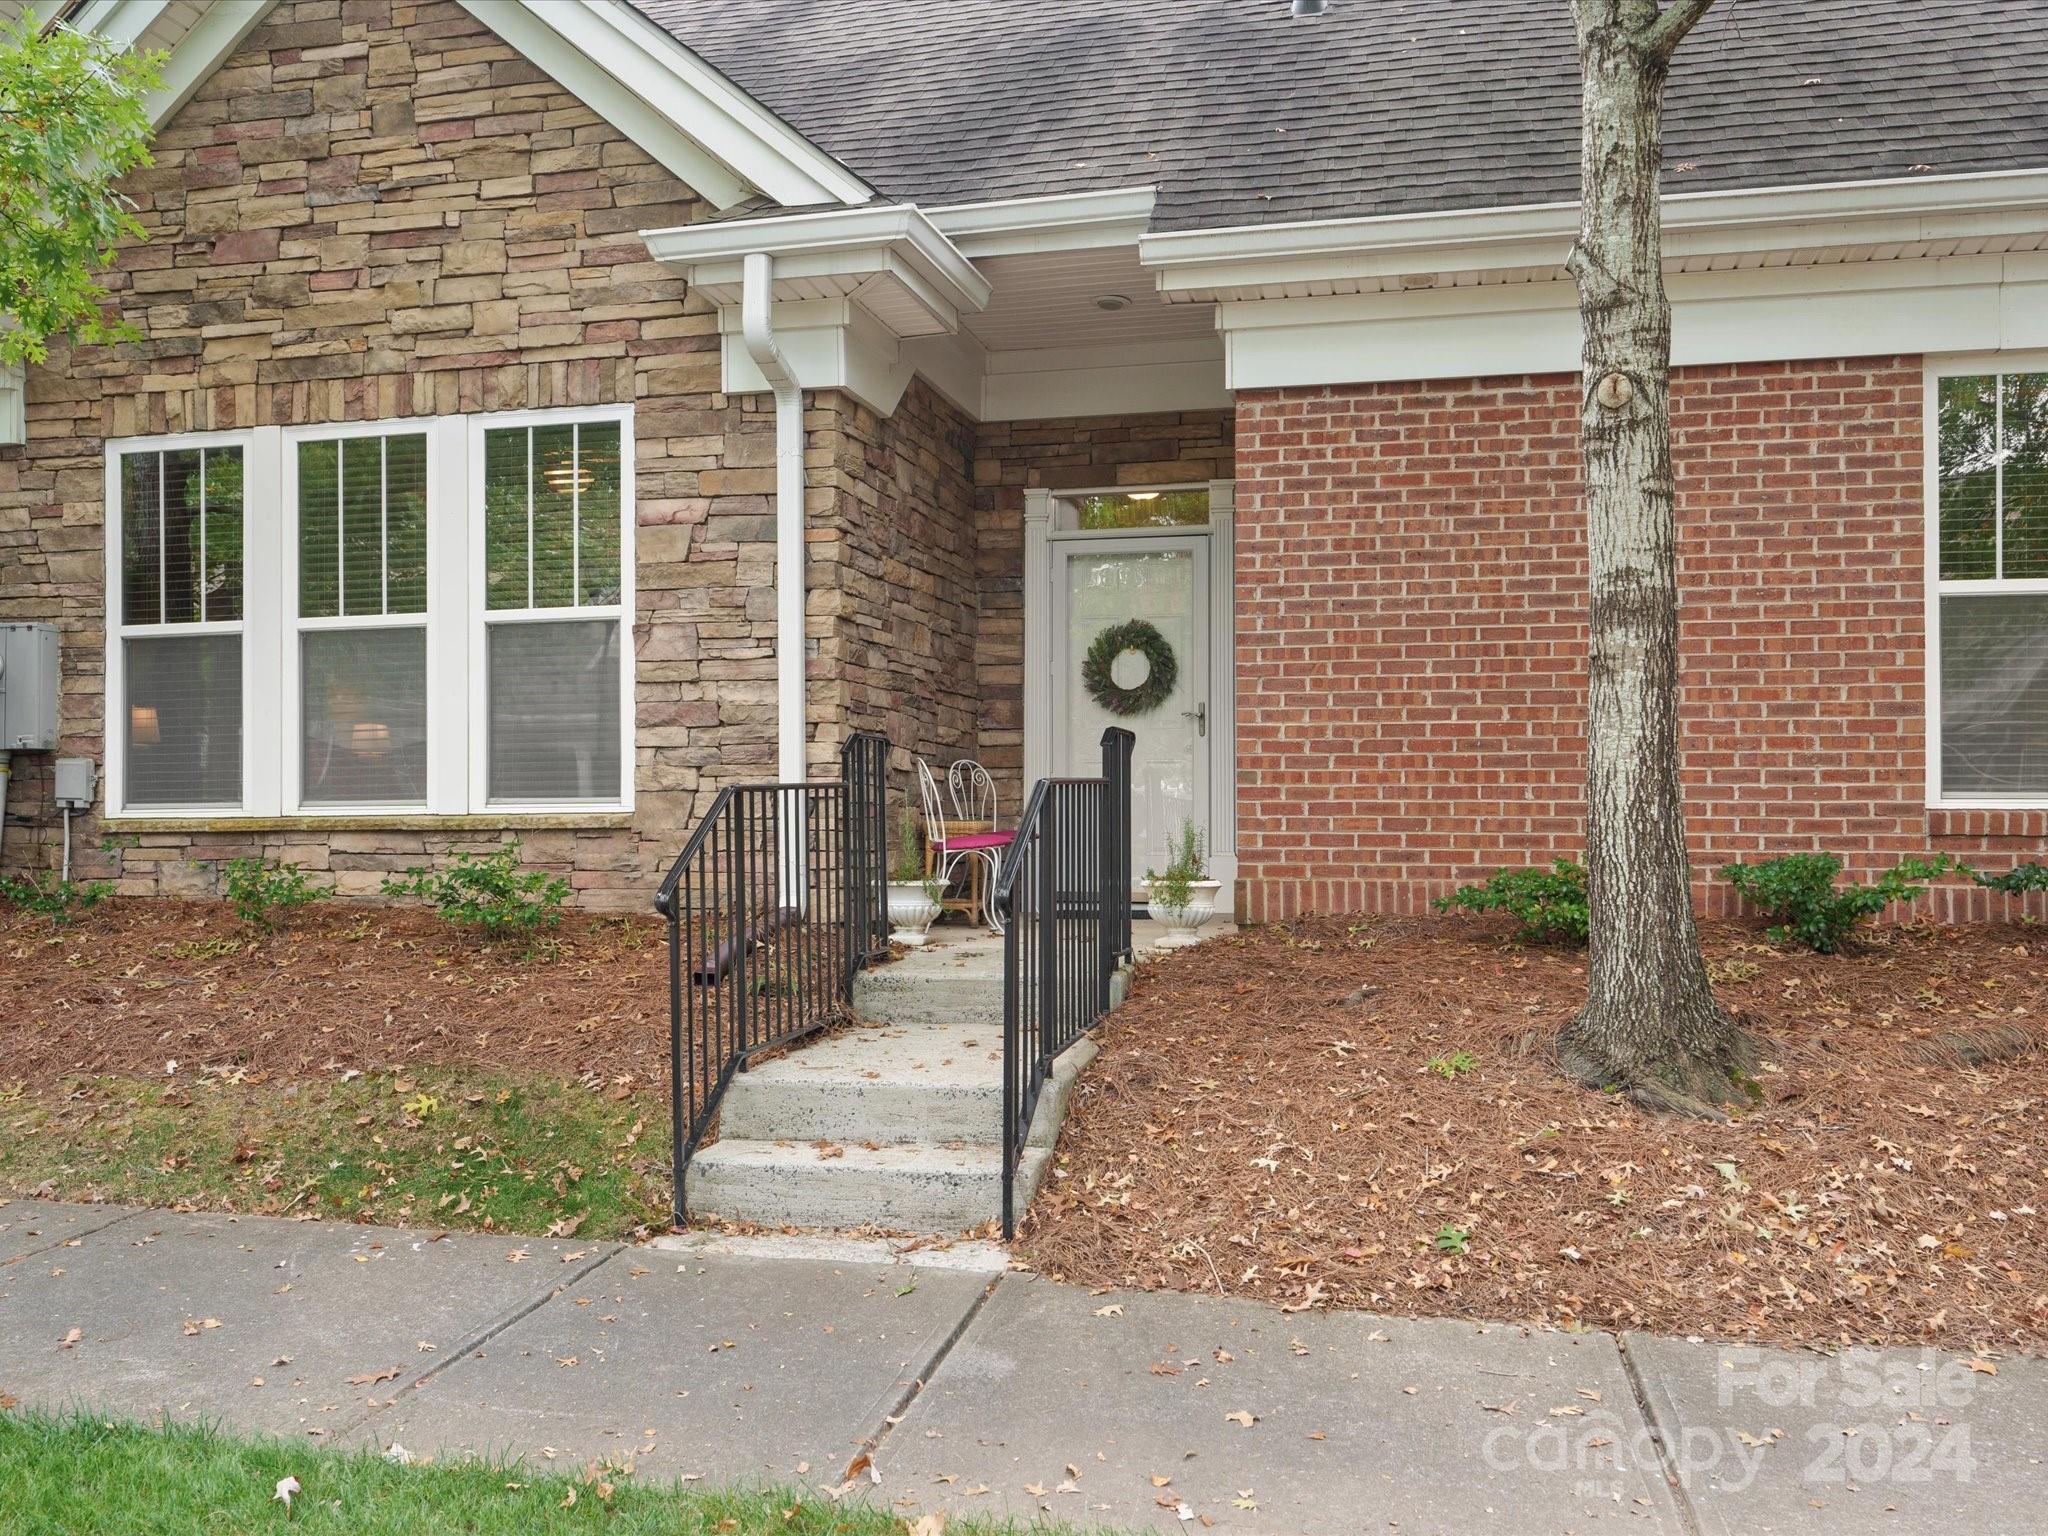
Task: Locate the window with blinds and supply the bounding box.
[294,433,430,806]
[1935,371,2048,803]
[105,410,632,818]
[480,419,625,804]
[117,444,245,808]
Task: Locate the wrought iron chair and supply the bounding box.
[917,756,1014,931]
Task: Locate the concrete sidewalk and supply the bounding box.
[3,1203,2043,1534]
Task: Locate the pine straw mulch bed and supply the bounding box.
[1018,915,2048,1355]
[0,897,672,1092]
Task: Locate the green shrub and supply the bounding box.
[380,841,569,938]
[1435,859,1588,944]
[1144,820,1209,910]
[1717,852,1959,953]
[0,873,111,925]
[217,856,329,930]
[1975,862,2048,896]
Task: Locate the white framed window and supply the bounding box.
[104,408,634,819]
[471,408,632,811]
[1927,356,2048,807]
[105,430,276,815]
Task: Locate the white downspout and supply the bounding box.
[740,251,807,787]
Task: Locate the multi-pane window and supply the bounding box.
[1934,370,2048,803]
[105,410,632,818]
[480,420,624,804]
[294,433,430,807]
[116,444,246,808]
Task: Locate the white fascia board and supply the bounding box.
[514,1,872,210]
[644,204,992,319]
[459,0,748,209]
[73,0,277,127]
[67,0,165,49]
[928,186,1159,258]
[1144,168,2048,298]
[1216,249,2048,390]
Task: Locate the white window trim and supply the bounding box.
[103,426,281,819]
[465,405,637,817]
[1923,350,2048,811]
[281,419,453,816]
[105,407,636,820]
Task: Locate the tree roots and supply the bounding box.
[1556,1011,1765,1120]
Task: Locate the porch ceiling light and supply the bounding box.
[1127,491,1160,501]
[1093,293,1133,311]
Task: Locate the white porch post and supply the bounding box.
[1207,478,1238,890]
[1021,488,1054,791]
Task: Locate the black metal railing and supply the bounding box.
[654,731,889,1223]
[992,726,1134,1237]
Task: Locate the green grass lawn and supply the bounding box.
[0,1412,1077,1535]
[0,1069,668,1239]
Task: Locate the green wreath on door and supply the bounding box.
[1081,619,1179,717]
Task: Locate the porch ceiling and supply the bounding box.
[964,246,1217,354]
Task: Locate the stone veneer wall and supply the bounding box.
[0,0,798,908]
[812,379,983,790]
[970,410,1236,811]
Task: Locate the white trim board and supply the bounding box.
[1216,250,2048,391]
[460,1,871,212]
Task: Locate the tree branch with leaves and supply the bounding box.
[1554,0,1760,1116]
[0,7,163,366]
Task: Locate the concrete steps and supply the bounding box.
[685,1138,1052,1233]
[688,933,1108,1236]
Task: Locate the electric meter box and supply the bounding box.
[0,623,59,751]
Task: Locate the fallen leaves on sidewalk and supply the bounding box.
[345,1366,400,1386]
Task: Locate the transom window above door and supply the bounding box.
[1056,485,1212,531]
[104,407,635,820]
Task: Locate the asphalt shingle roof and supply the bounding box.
[628,0,2048,230]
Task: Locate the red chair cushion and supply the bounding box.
[948,830,1015,851]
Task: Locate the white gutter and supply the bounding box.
[1140,166,2048,273]
[740,252,807,786]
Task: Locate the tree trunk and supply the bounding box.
[1555,0,1756,1115]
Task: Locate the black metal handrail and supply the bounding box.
[655,731,889,1223]
[992,727,1134,1237]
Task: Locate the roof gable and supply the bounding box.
[67,0,870,212]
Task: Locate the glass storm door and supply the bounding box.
[1052,535,1210,893]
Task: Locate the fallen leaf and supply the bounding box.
[346,1366,401,1386]
[273,1476,299,1509]
[1093,1304,1125,1318]
[1224,1410,1257,1427]
[58,1328,82,1350]
[1967,1359,1998,1376]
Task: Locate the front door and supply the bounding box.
[1051,534,1211,891]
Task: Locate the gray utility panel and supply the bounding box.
[0,624,59,751]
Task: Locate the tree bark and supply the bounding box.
[1555,0,1756,1115]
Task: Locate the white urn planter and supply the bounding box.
[1146,878,1223,948]
[886,881,941,946]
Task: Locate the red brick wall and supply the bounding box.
[1234,357,2047,923]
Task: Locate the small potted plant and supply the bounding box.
[885,804,943,946]
[1145,820,1222,948]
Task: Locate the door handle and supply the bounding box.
[1183,702,1207,737]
